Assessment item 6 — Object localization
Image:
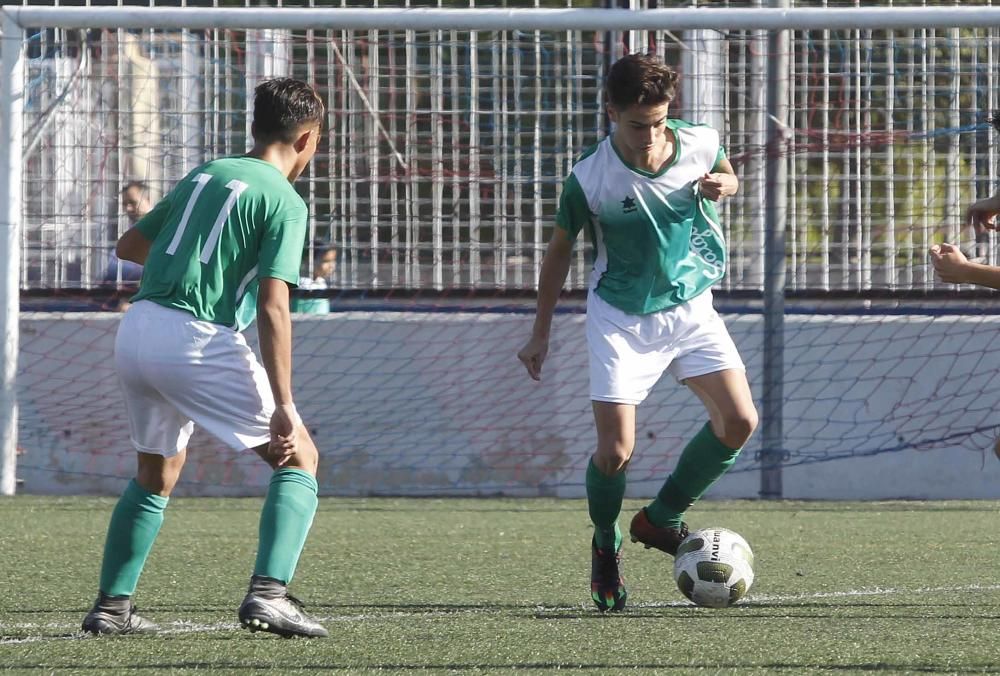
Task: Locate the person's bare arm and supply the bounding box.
[699,156,739,201]
[257,277,299,464]
[115,228,153,265]
[517,228,574,381]
[930,242,1000,290]
[967,192,1000,233]
[962,263,1000,289]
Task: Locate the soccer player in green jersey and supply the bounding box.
[81,78,329,638]
[517,54,758,612]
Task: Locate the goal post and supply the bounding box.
[6,6,1000,31]
[0,12,24,496]
[3,5,1000,499]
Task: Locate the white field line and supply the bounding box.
[3,583,1000,643]
[637,583,1000,609]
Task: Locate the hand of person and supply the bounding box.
[268,403,301,467]
[698,172,738,201]
[966,193,1000,234]
[929,242,970,284]
[517,335,549,381]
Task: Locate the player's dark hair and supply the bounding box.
[252,78,325,144]
[605,53,680,109]
[307,239,335,264]
[121,180,149,195]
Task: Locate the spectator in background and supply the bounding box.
[105,181,152,284]
[292,243,337,314]
[104,181,152,311]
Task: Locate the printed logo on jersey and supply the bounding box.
[621,196,637,213]
[690,188,726,281]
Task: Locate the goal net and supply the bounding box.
[5,3,1000,499]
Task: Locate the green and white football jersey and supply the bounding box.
[131,157,308,331]
[557,119,728,315]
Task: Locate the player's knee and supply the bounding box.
[136,466,180,496]
[135,451,184,496]
[593,445,632,475]
[719,408,757,449]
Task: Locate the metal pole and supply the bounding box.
[0,14,24,496]
[760,3,788,500]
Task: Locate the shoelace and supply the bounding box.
[284,593,308,612]
[120,605,142,630]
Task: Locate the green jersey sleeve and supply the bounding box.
[134,194,173,241]
[258,209,308,284]
[555,173,591,241]
[712,145,728,171]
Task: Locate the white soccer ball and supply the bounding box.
[673,527,755,608]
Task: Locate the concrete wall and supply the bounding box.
[15,310,1000,499]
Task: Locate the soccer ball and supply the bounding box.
[673,527,754,608]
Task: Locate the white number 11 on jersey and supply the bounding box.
[165,172,249,263]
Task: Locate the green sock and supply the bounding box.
[99,479,169,597]
[646,422,742,529]
[585,457,625,551]
[253,468,319,584]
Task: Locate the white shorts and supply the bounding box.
[587,289,745,405]
[115,300,274,457]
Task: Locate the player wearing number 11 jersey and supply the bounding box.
[82,78,329,638]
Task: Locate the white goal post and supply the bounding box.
[5,6,1000,31]
[3,5,1000,497]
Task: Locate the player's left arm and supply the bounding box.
[699,156,739,202]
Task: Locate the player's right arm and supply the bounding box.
[116,193,173,265]
[255,201,309,463]
[517,227,574,381]
[518,172,589,381]
[115,227,153,266]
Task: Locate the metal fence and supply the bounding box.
[6,1,1000,293]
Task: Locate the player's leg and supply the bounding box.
[162,318,327,638]
[170,323,327,638]
[251,432,321,598]
[590,402,635,548]
[588,401,636,611]
[629,291,756,555]
[237,431,326,637]
[83,304,195,635]
[584,292,669,611]
[632,369,757,553]
[83,450,186,635]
